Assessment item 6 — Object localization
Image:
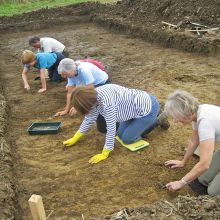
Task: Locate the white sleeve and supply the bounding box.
[42,41,52,53]
[198,119,215,141]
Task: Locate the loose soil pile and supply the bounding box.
[0,1,220,219]
[95,195,220,219]
[0,84,16,219]
[96,0,220,25]
[92,0,220,54]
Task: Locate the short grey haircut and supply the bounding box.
[165,90,200,119]
[58,58,76,75]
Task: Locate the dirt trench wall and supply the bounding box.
[91,0,220,55]
[0,3,96,33]
[0,85,16,219]
[92,15,220,55]
[1,1,220,55]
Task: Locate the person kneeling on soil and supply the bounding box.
[21,50,65,93]
[164,90,220,195]
[55,58,110,117]
[29,36,69,57]
[63,84,163,164]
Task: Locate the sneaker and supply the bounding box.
[157,112,170,130]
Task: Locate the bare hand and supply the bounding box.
[166,180,184,191]
[38,88,47,93]
[24,84,30,91]
[55,110,68,116]
[69,107,77,116]
[164,160,185,168]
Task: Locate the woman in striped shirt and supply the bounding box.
[63,84,160,164]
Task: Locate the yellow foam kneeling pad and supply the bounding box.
[115,136,149,151]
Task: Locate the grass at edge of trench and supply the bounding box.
[0,0,119,16]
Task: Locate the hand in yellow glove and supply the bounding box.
[89,148,111,164]
[63,130,84,147]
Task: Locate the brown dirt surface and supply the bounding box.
[0,1,219,220]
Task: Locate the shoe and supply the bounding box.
[189,178,208,195]
[34,76,41,80]
[157,111,170,130]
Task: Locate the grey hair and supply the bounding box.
[165,90,200,119]
[58,58,76,75]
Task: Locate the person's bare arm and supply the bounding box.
[182,139,214,182]
[21,67,30,91]
[55,86,76,116]
[166,139,214,191]
[165,130,199,168]
[38,69,47,93]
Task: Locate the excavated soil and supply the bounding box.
[0,1,219,220]
[96,195,220,220]
[92,0,220,54]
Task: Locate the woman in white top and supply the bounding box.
[164,90,220,195]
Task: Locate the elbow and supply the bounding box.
[203,165,210,172]
[199,162,210,172]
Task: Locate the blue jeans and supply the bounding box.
[117,95,160,144]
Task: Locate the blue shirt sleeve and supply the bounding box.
[78,65,95,85]
[67,77,76,86]
[23,64,30,70]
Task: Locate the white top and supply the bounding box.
[40,37,65,53]
[192,104,220,142]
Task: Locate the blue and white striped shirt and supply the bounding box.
[79,84,152,151]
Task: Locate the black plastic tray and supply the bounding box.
[27,122,62,135]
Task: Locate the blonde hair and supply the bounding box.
[21,50,35,64]
[165,90,199,119]
[72,85,97,115]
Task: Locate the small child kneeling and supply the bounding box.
[21,50,65,93]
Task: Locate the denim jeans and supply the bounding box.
[117,95,160,144]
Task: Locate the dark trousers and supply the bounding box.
[62,49,69,58]
[48,52,65,82]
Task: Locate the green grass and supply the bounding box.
[0,0,118,16]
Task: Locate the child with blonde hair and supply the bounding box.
[21,50,65,93]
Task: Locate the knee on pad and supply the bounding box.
[121,136,134,144]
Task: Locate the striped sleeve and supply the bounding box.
[79,108,99,133]
[104,105,117,151]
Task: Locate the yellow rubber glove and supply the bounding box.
[63,130,84,147]
[89,148,111,164]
